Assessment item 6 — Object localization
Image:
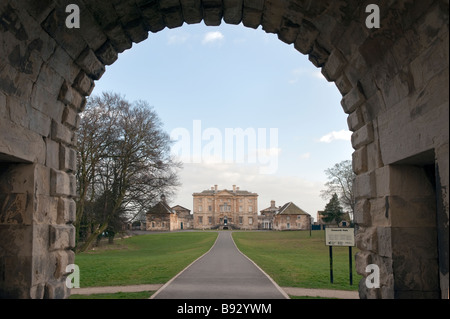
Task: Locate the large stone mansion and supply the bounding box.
[146,185,311,231]
[193,185,259,230]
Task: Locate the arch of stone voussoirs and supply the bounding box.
[0,0,448,299]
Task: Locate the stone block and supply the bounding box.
[34,195,58,225]
[34,164,51,196]
[341,86,365,114]
[139,1,165,33]
[308,42,329,68]
[73,71,95,96]
[51,120,73,145]
[352,146,368,174]
[351,122,374,150]
[58,81,84,110]
[203,0,223,26]
[29,107,51,137]
[36,64,64,96]
[376,226,392,257]
[294,21,319,55]
[354,198,370,226]
[75,48,105,81]
[41,8,87,60]
[50,169,71,197]
[355,250,372,276]
[353,171,375,199]
[62,106,79,130]
[59,144,77,172]
[95,41,118,66]
[46,46,81,84]
[388,195,437,228]
[31,83,62,122]
[69,173,77,197]
[45,138,59,170]
[49,224,76,251]
[366,140,383,172]
[223,0,243,25]
[7,95,29,128]
[57,198,76,224]
[374,165,435,199]
[0,92,7,119]
[322,49,346,81]
[356,226,378,253]
[391,227,439,292]
[52,249,74,280]
[124,19,150,42]
[334,73,352,95]
[160,0,184,29]
[278,18,300,44]
[44,280,69,299]
[0,117,46,164]
[369,197,391,227]
[347,108,364,132]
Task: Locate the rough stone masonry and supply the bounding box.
[0,0,448,299]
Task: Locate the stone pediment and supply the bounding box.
[216,190,234,196]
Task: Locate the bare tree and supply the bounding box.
[320,160,355,221]
[76,92,181,252]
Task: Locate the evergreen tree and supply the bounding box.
[322,193,344,226]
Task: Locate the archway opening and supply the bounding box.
[0,0,447,299]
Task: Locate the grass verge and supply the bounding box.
[232,230,361,291]
[75,231,218,287]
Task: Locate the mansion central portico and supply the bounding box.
[193,185,258,230]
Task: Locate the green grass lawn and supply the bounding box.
[75,232,218,287]
[232,230,361,291]
[70,291,154,299]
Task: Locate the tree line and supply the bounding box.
[75,92,180,252]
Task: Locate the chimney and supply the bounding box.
[161,194,166,203]
[211,187,214,190]
[270,200,275,208]
[214,185,218,192]
[233,185,236,192]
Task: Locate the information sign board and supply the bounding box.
[325,228,355,246]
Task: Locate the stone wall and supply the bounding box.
[0,0,448,298]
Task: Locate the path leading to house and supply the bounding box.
[151,231,288,299]
[71,231,359,299]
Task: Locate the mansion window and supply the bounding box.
[208,216,212,224]
[208,205,212,212]
[239,216,243,224]
[198,216,203,224]
[220,203,231,212]
[239,206,243,212]
[248,206,253,212]
[248,217,253,225]
[198,205,202,212]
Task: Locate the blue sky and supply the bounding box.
[92,23,354,220]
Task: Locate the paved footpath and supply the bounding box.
[152,231,288,299]
[71,231,359,299]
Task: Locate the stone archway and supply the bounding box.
[0,0,448,299]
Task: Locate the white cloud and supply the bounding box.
[299,152,311,159]
[167,33,190,45]
[202,31,224,44]
[318,130,352,143]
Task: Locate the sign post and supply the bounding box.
[325,227,355,285]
